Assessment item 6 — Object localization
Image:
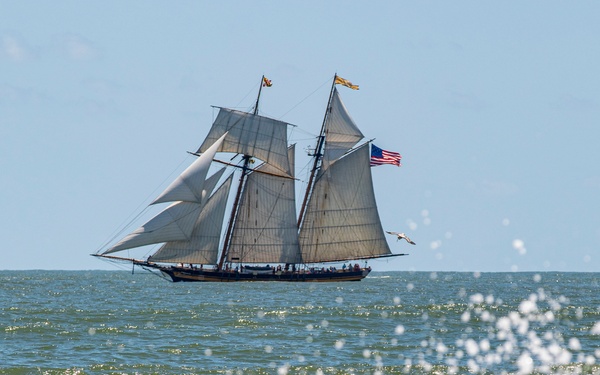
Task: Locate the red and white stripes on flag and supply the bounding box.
[370,144,401,167]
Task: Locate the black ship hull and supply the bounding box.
[152,264,370,282]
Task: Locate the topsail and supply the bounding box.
[197,108,293,177]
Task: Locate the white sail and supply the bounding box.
[227,145,301,264]
[298,143,392,263]
[322,89,364,169]
[153,132,227,205]
[103,136,227,255]
[104,201,202,254]
[149,174,233,264]
[197,108,292,177]
[199,167,226,204]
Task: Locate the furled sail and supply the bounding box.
[227,146,301,264]
[322,89,364,169]
[196,108,292,177]
[149,174,233,264]
[298,143,392,263]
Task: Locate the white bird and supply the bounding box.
[386,231,416,245]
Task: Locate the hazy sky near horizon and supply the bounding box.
[2,2,599,272]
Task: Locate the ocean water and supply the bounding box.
[1,271,599,375]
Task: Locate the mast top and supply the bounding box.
[254,75,272,116]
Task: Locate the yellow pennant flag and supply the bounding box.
[335,76,359,90]
[262,76,272,87]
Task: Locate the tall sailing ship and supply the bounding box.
[94,74,407,282]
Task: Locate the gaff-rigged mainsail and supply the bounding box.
[227,145,301,264]
[298,143,392,263]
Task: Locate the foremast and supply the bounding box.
[217,75,268,270]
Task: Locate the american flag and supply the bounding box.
[370,144,401,167]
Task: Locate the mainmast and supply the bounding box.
[217,75,267,270]
[297,74,338,227]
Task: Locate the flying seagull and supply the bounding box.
[386,231,416,245]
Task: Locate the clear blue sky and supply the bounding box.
[2,2,599,272]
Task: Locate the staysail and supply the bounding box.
[149,174,233,264]
[102,133,227,254]
[153,133,227,205]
